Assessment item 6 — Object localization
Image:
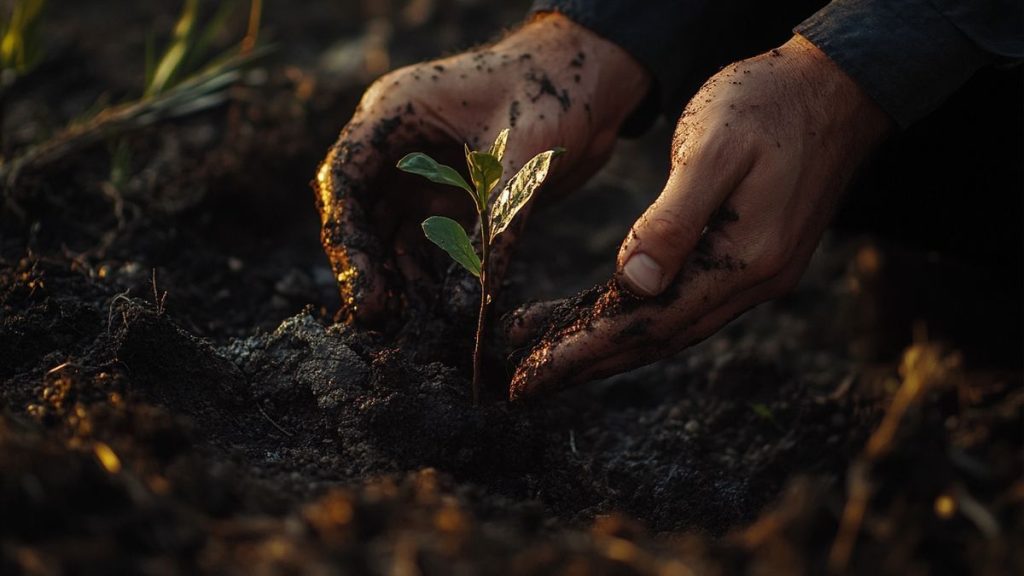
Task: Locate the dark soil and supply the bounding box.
[1,2,1021,575]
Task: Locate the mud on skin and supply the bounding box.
[508,279,652,395]
[314,106,425,326]
[312,46,588,327]
[509,205,749,397]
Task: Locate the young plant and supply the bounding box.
[397,129,563,403]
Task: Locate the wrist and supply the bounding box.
[784,34,892,148]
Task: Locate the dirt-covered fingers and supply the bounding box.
[315,74,454,324]
[554,270,801,391]
[502,299,564,349]
[315,123,395,325]
[509,218,806,400]
[506,263,720,400]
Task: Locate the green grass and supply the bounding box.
[0,0,46,79]
[0,0,268,187]
[145,0,258,97]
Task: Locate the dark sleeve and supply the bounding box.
[796,0,1024,128]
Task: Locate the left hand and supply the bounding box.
[508,35,892,400]
[314,14,649,326]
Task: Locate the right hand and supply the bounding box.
[315,13,650,324]
[506,35,892,399]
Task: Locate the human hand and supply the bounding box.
[509,35,892,399]
[315,13,650,324]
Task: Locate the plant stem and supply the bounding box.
[472,208,491,405]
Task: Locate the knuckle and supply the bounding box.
[746,241,790,282]
[362,67,415,105]
[678,127,754,175]
[360,78,389,106]
[638,210,702,251]
[691,135,729,167]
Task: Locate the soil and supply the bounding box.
[1,2,1022,575]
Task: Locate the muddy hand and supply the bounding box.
[314,13,650,325]
[509,35,892,399]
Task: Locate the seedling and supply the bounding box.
[397,129,563,403]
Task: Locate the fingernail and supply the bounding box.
[622,253,663,296]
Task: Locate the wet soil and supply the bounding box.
[1,1,1022,575]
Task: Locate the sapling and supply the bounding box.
[397,129,563,404]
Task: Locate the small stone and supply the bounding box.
[685,420,700,433]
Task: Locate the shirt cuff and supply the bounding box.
[796,0,992,128]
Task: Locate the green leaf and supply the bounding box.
[489,128,509,162]
[489,147,563,237]
[466,151,503,206]
[397,152,475,204]
[421,216,481,278]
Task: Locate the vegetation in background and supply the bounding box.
[0,0,45,161]
[0,0,45,83]
[0,0,266,188]
[144,0,263,97]
[398,129,563,403]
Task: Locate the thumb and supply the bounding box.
[616,140,753,296]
